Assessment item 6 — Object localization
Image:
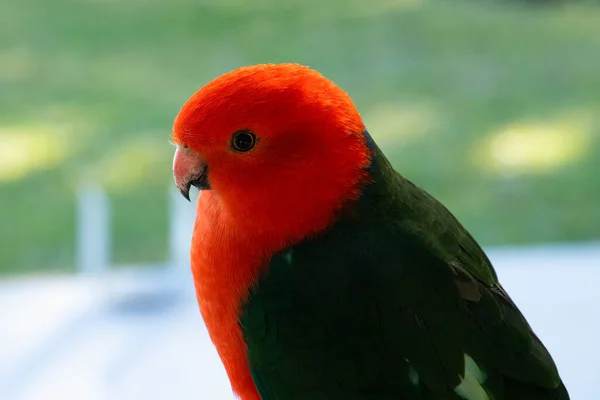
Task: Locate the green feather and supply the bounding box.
[239,131,569,400]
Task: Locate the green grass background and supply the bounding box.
[1,0,599,275]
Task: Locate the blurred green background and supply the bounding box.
[1,0,599,275]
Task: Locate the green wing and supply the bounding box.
[240,144,569,400]
[370,176,568,399]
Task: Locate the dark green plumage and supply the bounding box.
[239,131,569,400]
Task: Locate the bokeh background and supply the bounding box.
[1,0,599,398]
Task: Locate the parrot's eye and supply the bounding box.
[231,130,257,152]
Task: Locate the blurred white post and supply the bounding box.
[76,182,110,274]
[169,190,196,270]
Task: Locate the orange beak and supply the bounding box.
[173,146,210,201]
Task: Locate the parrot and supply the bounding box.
[171,63,569,400]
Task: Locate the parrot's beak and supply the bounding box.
[173,146,211,201]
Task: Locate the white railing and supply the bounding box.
[76,182,111,275]
[75,183,196,275]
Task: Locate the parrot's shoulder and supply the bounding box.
[360,135,498,288]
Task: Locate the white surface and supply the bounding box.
[1,243,599,400]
